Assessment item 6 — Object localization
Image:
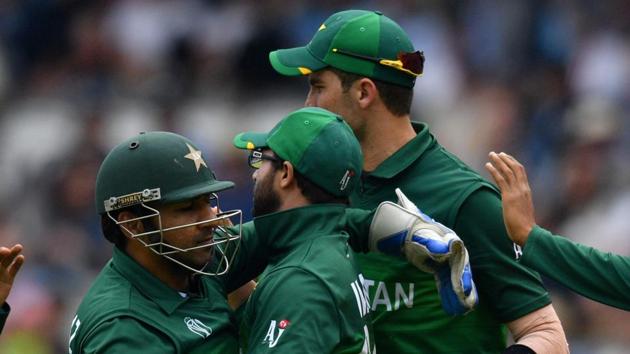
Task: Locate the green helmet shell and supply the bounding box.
[95,131,234,214]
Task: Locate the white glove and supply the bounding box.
[369,188,478,315]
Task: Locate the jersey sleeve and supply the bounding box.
[344,208,375,253]
[455,188,551,322]
[243,269,339,354]
[78,317,175,354]
[522,226,630,310]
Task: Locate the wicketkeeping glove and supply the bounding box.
[368,188,478,315]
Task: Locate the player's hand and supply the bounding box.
[0,244,25,304]
[369,188,478,315]
[485,152,536,246]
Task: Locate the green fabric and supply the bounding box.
[69,219,269,353]
[343,208,375,253]
[269,10,418,87]
[349,122,551,353]
[456,190,550,321]
[0,302,9,334]
[522,226,630,310]
[69,248,239,353]
[95,131,233,213]
[233,107,363,197]
[223,220,269,292]
[240,205,375,353]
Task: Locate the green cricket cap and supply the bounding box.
[269,9,424,88]
[233,107,363,197]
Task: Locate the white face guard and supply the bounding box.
[107,193,242,276]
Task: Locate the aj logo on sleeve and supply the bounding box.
[263,319,290,348]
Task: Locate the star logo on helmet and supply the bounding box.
[184,143,207,172]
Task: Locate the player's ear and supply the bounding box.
[278,161,296,189]
[355,78,378,109]
[117,210,145,237]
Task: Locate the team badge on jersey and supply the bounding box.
[263,319,290,348]
[185,317,213,338]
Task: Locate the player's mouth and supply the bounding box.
[196,236,214,246]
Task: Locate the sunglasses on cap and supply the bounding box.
[332,48,425,77]
[248,150,282,169]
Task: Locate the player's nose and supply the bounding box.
[304,93,315,107]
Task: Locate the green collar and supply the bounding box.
[253,204,348,254]
[367,122,434,178]
[111,247,190,314]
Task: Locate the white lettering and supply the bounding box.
[351,276,371,318]
[363,277,375,296]
[372,281,392,311]
[263,320,276,344]
[362,278,416,312]
[513,243,523,259]
[360,324,375,354]
[68,315,81,353]
[263,320,286,348]
[394,282,414,310]
[351,281,363,316]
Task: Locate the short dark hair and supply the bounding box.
[328,67,413,116]
[270,154,349,205]
[101,210,127,249]
[100,204,157,249]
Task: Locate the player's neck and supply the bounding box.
[129,245,194,292]
[360,113,415,172]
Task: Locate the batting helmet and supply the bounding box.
[95,131,242,276]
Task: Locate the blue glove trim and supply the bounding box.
[436,267,468,316]
[375,230,407,256]
[462,264,473,296]
[411,235,449,254]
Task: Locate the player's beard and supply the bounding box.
[252,169,281,217]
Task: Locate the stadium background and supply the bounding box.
[0,0,628,352]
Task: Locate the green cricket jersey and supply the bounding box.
[240,205,375,354]
[522,226,630,310]
[69,222,265,354]
[0,302,9,333]
[350,123,551,353]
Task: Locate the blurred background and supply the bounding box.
[0,0,628,352]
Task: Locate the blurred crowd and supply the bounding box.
[0,0,628,353]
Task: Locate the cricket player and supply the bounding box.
[69,131,261,353]
[486,151,630,311]
[233,107,375,353]
[0,243,24,334]
[268,9,569,353]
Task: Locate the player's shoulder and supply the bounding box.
[264,239,359,294]
[75,263,136,321]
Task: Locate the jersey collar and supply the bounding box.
[367,122,434,179]
[111,247,190,314]
[253,204,348,255]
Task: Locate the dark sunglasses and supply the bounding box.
[248,150,282,169]
[332,48,425,77]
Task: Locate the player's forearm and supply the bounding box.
[522,226,630,310]
[506,304,569,354]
